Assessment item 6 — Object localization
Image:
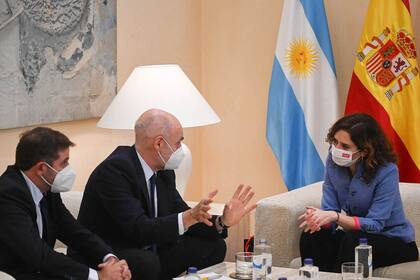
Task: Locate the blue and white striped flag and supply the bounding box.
[266,0,338,190]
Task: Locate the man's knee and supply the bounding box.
[139,252,161,273]
[213,238,227,263]
[189,237,226,267]
[117,248,160,280]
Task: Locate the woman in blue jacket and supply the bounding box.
[299,113,418,272]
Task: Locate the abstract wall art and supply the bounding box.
[0,0,116,129]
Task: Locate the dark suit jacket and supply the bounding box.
[77,146,226,252]
[0,166,113,279]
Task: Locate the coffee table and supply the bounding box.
[198,262,398,279]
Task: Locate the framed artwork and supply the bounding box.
[0,0,116,129]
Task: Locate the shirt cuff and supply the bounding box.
[89,254,117,280]
[103,253,118,263]
[88,268,99,280]
[215,215,224,233]
[178,212,187,235]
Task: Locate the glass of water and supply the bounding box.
[341,262,363,280]
[235,252,253,279]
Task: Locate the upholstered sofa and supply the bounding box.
[255,181,420,280]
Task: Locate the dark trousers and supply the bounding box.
[159,235,226,280]
[300,229,419,273]
[117,235,226,280]
[117,248,161,280]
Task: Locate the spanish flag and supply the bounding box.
[345,0,420,182]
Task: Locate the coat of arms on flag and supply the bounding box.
[356,27,418,100]
[345,0,420,183]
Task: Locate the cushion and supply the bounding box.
[373,261,420,280]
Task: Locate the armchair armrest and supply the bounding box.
[255,182,323,267]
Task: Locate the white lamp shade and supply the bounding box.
[97,64,220,129]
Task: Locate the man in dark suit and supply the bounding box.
[76,109,256,280]
[0,127,131,280]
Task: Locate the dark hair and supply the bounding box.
[326,113,397,183]
[15,127,75,171]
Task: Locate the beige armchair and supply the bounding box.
[255,181,420,280]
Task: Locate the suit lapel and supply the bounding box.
[129,146,153,216]
[4,166,59,248]
[5,166,38,220]
[3,166,48,243]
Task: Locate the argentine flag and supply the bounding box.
[266,0,338,190]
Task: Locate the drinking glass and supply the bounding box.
[341,262,363,280]
[235,252,253,279]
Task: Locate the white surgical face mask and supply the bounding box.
[331,145,360,167]
[40,162,76,193]
[157,137,185,170]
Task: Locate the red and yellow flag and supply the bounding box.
[345,0,420,182]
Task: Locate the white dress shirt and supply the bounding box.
[20,171,108,280]
[21,171,44,238]
[136,151,187,235]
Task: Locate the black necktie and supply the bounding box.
[40,195,48,241]
[149,174,157,253]
[149,174,156,217]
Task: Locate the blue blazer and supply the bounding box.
[321,154,415,243]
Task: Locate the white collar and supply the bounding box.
[20,171,44,206]
[136,151,155,182]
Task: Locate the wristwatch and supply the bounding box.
[218,215,230,230]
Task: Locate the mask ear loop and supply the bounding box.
[157,141,167,166]
[161,137,175,153]
[43,162,59,174]
[40,162,55,187]
[157,136,173,166]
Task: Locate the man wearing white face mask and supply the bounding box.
[76,109,256,280]
[157,137,185,170]
[40,161,77,193]
[0,127,131,280]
